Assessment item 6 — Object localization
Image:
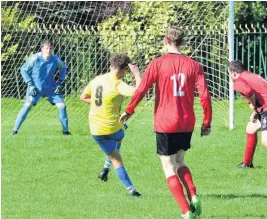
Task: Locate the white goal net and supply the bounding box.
[1,1,231,132]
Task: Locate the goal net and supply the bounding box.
[1,1,230,132]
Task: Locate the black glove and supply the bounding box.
[200,124,211,137]
[54,81,63,95]
[28,82,38,97]
[54,84,62,95]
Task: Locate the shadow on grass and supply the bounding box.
[203,193,267,199]
[253,165,263,169]
[233,165,264,169]
[243,215,266,218]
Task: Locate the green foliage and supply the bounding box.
[1,3,35,30]
[1,43,19,61]
[98,2,170,65]
[53,31,111,95]
[235,1,267,25]
[98,2,227,67]
[98,2,228,87]
[234,2,267,78]
[1,3,36,61]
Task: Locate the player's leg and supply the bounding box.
[108,149,141,196]
[13,102,33,135]
[174,132,198,206]
[160,155,192,218]
[176,150,201,217]
[93,131,141,196]
[238,120,261,168]
[98,130,124,181]
[12,89,41,135]
[49,94,70,135]
[260,112,267,147]
[105,130,140,195]
[56,102,70,134]
[176,150,195,200]
[98,140,122,181]
[157,133,191,218]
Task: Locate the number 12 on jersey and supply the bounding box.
[170,73,185,96]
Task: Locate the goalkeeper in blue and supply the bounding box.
[12,41,71,135]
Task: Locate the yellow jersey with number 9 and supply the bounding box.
[82,73,135,135]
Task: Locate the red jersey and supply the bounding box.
[126,53,212,133]
[234,71,267,112]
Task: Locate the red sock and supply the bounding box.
[177,166,196,201]
[243,133,257,165]
[167,175,190,214]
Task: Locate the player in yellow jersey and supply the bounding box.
[80,53,141,196]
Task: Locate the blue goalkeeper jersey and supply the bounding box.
[20,52,67,93]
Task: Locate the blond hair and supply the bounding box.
[165,26,184,46]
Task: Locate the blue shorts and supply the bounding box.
[26,87,64,105]
[92,129,124,154]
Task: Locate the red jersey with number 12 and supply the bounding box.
[126,53,212,133]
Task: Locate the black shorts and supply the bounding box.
[259,111,267,131]
[156,132,193,156]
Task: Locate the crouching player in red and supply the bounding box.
[228,60,267,168]
[80,53,142,196]
[120,26,212,219]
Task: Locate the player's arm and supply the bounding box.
[234,80,256,109]
[117,82,135,97]
[119,60,156,123]
[129,64,142,92]
[80,82,92,104]
[54,56,67,95]
[20,55,36,84]
[248,102,256,111]
[241,95,256,110]
[56,56,67,83]
[20,55,39,96]
[243,94,256,110]
[195,64,212,135]
[54,56,67,92]
[117,64,142,97]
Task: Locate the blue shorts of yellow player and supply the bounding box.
[26,87,64,105]
[92,129,124,154]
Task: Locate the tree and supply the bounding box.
[1,3,36,61]
[235,1,267,26]
[2,1,131,27]
[1,3,37,98]
[98,2,227,61]
[97,2,228,86]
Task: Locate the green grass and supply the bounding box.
[2,99,267,219]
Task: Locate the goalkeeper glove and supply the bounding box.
[28,82,38,97]
[54,81,63,95]
[200,124,211,137]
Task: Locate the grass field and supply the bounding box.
[2,98,267,219]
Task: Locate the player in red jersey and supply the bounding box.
[120,26,212,219]
[228,60,267,168]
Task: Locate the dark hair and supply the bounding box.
[165,26,184,46]
[109,53,131,69]
[41,40,53,48]
[228,60,246,73]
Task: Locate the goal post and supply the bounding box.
[228,1,235,130]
